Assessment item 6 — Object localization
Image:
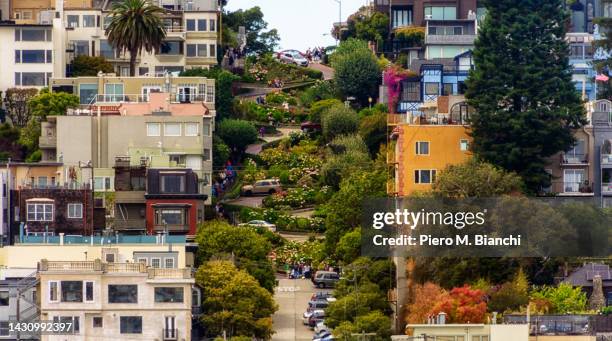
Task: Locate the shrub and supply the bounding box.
[530,283,588,314]
[71,55,114,76]
[321,104,359,141]
[217,119,258,152]
[332,38,381,104]
[299,81,340,107]
[394,26,425,46]
[309,98,343,123]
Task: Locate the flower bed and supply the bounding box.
[263,186,330,209]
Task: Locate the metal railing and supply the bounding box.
[603,154,612,165]
[561,153,588,164]
[18,235,186,245]
[504,315,593,335]
[162,328,179,340]
[90,93,211,105]
[602,183,612,194]
[402,111,470,125]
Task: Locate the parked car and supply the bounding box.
[313,336,334,341]
[311,271,340,289]
[307,299,329,312]
[311,292,334,301]
[301,121,322,133]
[308,310,326,328]
[241,179,282,196]
[303,309,325,325]
[314,321,328,334]
[313,329,331,340]
[238,220,277,232]
[275,50,309,67]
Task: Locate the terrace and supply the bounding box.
[38,260,193,279]
[15,234,186,245]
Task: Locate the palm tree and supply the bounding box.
[105,0,166,76]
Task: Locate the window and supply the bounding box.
[186,19,196,31]
[0,291,9,306]
[83,15,95,27]
[17,73,47,86]
[46,50,52,63]
[424,6,457,20]
[108,285,138,303]
[105,253,115,263]
[53,316,79,333]
[415,142,429,155]
[0,322,8,336]
[155,287,184,303]
[164,258,175,268]
[564,169,585,193]
[155,209,184,225]
[197,19,207,31]
[61,281,83,302]
[443,83,454,96]
[160,41,183,55]
[18,29,50,41]
[137,258,147,265]
[161,175,185,193]
[185,122,199,136]
[151,258,161,268]
[85,281,94,302]
[565,139,586,162]
[49,281,58,302]
[210,19,216,31]
[187,44,208,57]
[209,44,216,57]
[38,176,48,187]
[99,40,115,59]
[104,83,124,101]
[192,288,201,307]
[414,170,436,184]
[94,177,112,191]
[425,83,439,95]
[392,8,412,28]
[203,123,211,136]
[198,44,208,57]
[460,139,469,151]
[18,50,45,63]
[67,203,83,219]
[93,316,103,328]
[120,316,142,334]
[164,123,181,136]
[22,11,33,20]
[27,203,53,221]
[139,67,149,76]
[79,84,98,104]
[147,123,161,136]
[204,148,211,161]
[67,15,79,27]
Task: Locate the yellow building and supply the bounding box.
[389,96,473,196]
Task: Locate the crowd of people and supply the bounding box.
[304,47,326,62]
[287,262,313,279]
[211,162,237,199]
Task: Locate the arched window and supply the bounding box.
[450,102,473,124]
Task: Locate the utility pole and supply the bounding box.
[333,0,342,46]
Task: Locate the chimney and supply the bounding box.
[437,312,447,325]
[492,312,498,324]
[589,274,606,311]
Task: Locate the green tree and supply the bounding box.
[321,134,372,188]
[359,111,387,156]
[531,283,588,314]
[105,0,166,76]
[213,135,231,169]
[223,7,280,54]
[4,88,38,127]
[333,311,392,341]
[217,119,258,153]
[180,68,239,120]
[465,0,586,191]
[335,228,362,265]
[28,88,80,120]
[196,260,277,339]
[355,12,389,43]
[18,117,41,159]
[488,268,530,313]
[299,81,340,108]
[195,220,275,291]
[321,104,359,141]
[332,39,381,104]
[325,282,389,328]
[71,55,114,76]
[431,158,525,198]
[309,98,343,123]
[0,123,22,161]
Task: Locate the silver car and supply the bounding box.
[276,50,309,67]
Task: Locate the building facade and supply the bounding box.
[389,95,472,196]
[592,99,612,207]
[39,259,194,341]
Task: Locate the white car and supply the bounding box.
[314,321,328,334]
[275,50,309,67]
[302,309,324,325]
[238,220,277,232]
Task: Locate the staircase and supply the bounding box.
[11,271,41,340]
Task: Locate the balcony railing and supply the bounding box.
[39,135,56,148]
[164,25,185,33]
[90,93,210,105]
[561,153,588,165]
[603,183,612,194]
[162,328,178,340]
[602,154,612,165]
[561,181,593,194]
[148,268,192,279]
[19,235,186,245]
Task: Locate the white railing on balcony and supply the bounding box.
[603,183,612,194]
[164,25,185,33]
[603,154,612,165]
[90,93,211,105]
[147,268,192,279]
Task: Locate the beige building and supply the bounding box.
[397,323,529,341]
[39,259,194,341]
[42,75,215,203]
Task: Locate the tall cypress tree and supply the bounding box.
[465,0,587,191]
[595,0,612,99]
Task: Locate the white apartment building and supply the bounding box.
[0,0,219,93]
[39,259,194,341]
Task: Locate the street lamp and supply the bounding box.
[332,0,341,46]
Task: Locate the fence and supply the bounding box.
[503,315,612,335]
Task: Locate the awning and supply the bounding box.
[151,203,193,208]
[25,198,54,202]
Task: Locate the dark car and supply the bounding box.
[307,299,329,312]
[308,310,326,328]
[301,121,322,133]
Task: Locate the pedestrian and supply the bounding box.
[259,126,265,138]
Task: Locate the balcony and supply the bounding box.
[403,111,470,126]
[557,181,593,195]
[425,34,477,45]
[39,260,192,278]
[561,153,589,165]
[39,135,56,149]
[602,154,612,167]
[113,218,147,230]
[147,268,192,279]
[91,93,209,105]
[603,183,612,195]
